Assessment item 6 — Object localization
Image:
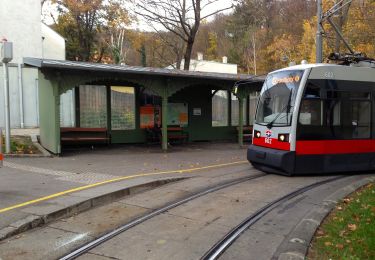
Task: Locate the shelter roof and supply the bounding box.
[23,58,264,83]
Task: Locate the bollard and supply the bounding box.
[0,128,3,167]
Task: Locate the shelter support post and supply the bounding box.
[238,97,244,147]
[161,87,168,151]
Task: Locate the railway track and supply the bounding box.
[201,175,347,260]
[60,173,267,260]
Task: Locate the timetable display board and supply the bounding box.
[167,103,188,127]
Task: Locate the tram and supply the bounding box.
[248,60,375,175]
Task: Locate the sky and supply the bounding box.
[42,0,236,31]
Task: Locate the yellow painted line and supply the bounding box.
[0,160,247,214]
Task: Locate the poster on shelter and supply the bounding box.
[140,106,154,128]
[167,103,188,127]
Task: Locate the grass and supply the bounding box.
[1,135,41,154]
[308,182,375,260]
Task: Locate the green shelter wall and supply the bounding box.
[170,86,237,142]
[38,71,60,154]
[111,129,146,144]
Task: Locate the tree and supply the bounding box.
[206,32,218,60]
[105,0,132,64]
[133,0,234,70]
[265,34,300,70]
[51,0,132,62]
[139,42,147,67]
[53,0,105,61]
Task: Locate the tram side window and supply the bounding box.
[325,99,341,126]
[299,99,322,126]
[350,101,371,139]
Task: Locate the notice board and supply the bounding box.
[168,103,188,127]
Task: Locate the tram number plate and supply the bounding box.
[265,138,272,144]
[324,71,334,78]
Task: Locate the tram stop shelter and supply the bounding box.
[23,58,264,154]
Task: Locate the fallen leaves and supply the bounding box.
[347,223,357,231]
[336,244,344,249]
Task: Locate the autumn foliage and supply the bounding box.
[45,0,375,74]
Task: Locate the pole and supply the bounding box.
[161,87,168,151]
[0,128,3,167]
[238,98,244,147]
[18,63,24,128]
[252,33,257,75]
[3,63,11,153]
[327,17,354,54]
[316,0,323,63]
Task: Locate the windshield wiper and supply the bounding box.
[266,91,293,129]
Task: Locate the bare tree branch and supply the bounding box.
[133,0,234,70]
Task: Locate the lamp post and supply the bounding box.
[1,38,13,153]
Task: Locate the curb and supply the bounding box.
[274,175,375,260]
[0,177,186,241]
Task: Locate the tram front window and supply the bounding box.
[255,70,304,127]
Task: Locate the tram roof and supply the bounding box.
[273,62,375,73]
[272,63,341,73]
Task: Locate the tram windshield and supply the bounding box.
[255,70,304,127]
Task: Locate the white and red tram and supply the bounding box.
[248,63,375,175]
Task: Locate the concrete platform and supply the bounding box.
[0,142,249,240]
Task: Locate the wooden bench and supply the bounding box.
[167,127,188,143]
[145,126,188,144]
[237,126,253,143]
[60,127,110,145]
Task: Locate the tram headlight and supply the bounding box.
[278,134,289,142]
[254,130,261,138]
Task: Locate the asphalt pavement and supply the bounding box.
[0,142,248,240]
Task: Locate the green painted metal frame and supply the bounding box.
[233,81,263,147]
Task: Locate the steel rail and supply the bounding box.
[60,173,266,260]
[201,175,347,260]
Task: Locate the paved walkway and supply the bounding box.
[0,142,249,239]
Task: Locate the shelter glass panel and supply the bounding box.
[212,90,228,127]
[249,92,259,125]
[60,89,75,127]
[79,85,107,128]
[111,86,136,130]
[231,93,246,126]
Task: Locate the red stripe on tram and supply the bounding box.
[252,137,291,151]
[296,140,375,155]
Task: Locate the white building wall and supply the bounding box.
[0,66,39,128]
[42,23,66,60]
[22,68,39,127]
[174,54,238,74]
[186,60,237,74]
[0,0,43,64]
[0,0,70,129]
